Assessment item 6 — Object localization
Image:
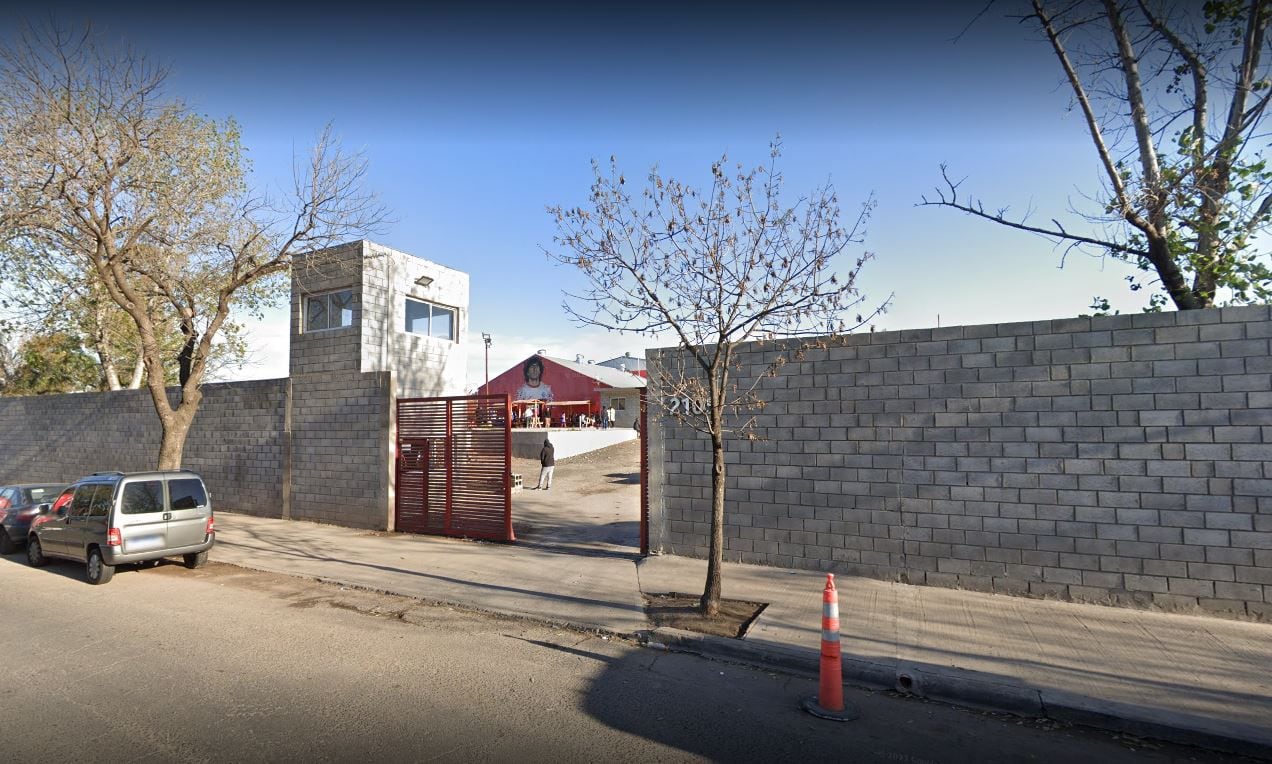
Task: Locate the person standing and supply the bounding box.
[535,437,555,490]
[600,406,610,430]
[607,405,617,429]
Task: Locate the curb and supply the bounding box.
[637,627,1272,760]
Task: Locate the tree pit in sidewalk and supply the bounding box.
[643,592,768,639]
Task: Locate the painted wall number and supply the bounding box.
[665,396,706,415]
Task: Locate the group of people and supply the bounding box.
[583,406,618,429]
[515,406,619,430]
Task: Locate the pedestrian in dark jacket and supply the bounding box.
[536,438,555,490]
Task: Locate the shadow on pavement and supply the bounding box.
[632,627,1272,760]
[515,634,1247,763]
[219,523,647,614]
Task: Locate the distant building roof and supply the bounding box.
[597,352,647,373]
[542,354,646,389]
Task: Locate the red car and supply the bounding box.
[0,484,68,554]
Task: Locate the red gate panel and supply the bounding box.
[396,394,513,542]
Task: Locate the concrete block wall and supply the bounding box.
[511,428,636,460]
[0,372,394,529]
[291,242,365,378]
[648,305,1272,618]
[0,380,287,515]
[359,241,468,398]
[292,240,467,398]
[289,370,393,529]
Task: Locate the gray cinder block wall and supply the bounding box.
[647,305,1272,618]
[289,240,470,529]
[0,380,287,514]
[0,373,395,530]
[288,370,393,529]
[293,240,468,398]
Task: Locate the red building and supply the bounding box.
[479,353,646,428]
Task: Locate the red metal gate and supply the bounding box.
[395,394,513,542]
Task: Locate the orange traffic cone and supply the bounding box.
[801,573,858,721]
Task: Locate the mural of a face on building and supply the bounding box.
[516,356,554,401]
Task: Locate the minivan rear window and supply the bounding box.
[121,481,164,515]
[169,479,207,510]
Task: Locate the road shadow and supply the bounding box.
[0,547,182,584]
[558,633,1272,761]
[569,625,1272,762]
[217,520,646,614]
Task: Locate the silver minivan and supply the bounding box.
[27,470,214,585]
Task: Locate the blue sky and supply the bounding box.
[9,2,1156,387]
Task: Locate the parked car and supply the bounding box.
[0,484,67,554]
[27,470,214,585]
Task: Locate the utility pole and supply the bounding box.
[481,332,492,393]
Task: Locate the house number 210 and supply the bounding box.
[666,396,705,415]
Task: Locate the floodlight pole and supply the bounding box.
[481,332,492,393]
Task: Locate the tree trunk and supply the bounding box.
[1147,235,1204,310]
[177,317,196,387]
[700,431,726,617]
[128,353,144,389]
[156,405,196,470]
[93,308,122,391]
[100,355,122,391]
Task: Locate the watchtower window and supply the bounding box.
[405,298,455,341]
[304,289,354,332]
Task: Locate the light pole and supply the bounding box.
[481,332,492,393]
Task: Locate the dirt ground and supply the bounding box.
[510,438,642,553]
[513,437,641,494]
[644,593,768,638]
[513,438,763,638]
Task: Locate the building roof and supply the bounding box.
[597,352,647,372]
[542,354,646,389]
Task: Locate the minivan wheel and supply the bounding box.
[27,537,47,567]
[0,530,15,555]
[86,548,115,585]
[183,550,208,569]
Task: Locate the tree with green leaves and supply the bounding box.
[0,22,385,467]
[548,143,888,616]
[2,332,98,395]
[1,252,257,391]
[923,0,1270,312]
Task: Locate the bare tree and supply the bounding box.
[0,22,386,467]
[548,142,889,616]
[923,0,1271,311]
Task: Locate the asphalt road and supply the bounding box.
[0,553,1244,763]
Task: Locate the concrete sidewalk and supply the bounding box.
[213,512,1272,758]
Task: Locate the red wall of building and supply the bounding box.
[479,356,607,411]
